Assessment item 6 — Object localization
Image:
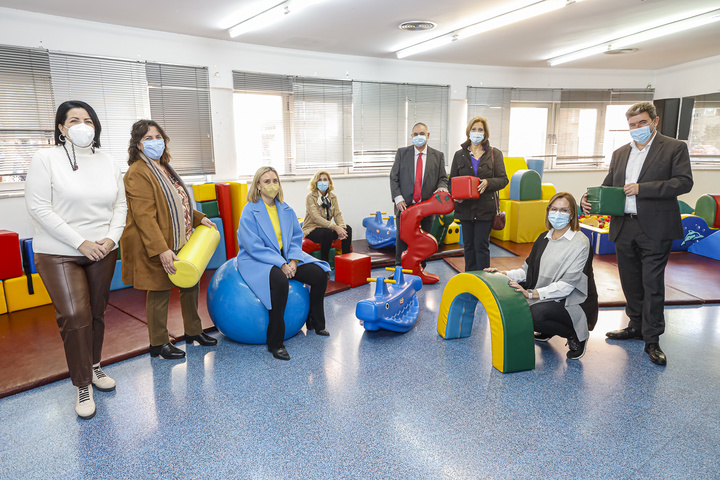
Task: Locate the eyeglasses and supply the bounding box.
[549,207,572,214]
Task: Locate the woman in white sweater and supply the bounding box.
[25,100,127,420]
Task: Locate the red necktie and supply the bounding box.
[413,152,423,204]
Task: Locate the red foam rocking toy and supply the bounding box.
[400,192,455,284]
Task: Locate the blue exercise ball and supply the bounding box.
[207,258,310,344]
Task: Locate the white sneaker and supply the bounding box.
[92,363,116,392]
[75,385,96,419]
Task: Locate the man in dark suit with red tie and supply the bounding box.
[581,102,693,366]
[390,122,449,266]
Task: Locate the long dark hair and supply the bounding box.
[54,100,102,147]
[128,119,172,166]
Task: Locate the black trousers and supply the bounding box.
[395,212,434,266]
[305,225,353,262]
[459,219,493,272]
[267,263,327,349]
[613,217,673,343]
[531,299,575,339]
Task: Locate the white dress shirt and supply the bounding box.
[624,132,656,214]
[394,146,428,206]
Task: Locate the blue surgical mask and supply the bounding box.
[412,135,427,148]
[548,211,571,230]
[469,132,484,145]
[317,181,329,192]
[629,125,652,144]
[142,139,165,160]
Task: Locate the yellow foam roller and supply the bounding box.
[168,225,221,288]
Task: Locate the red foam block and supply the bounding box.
[451,176,480,200]
[334,253,371,288]
[0,230,23,280]
[215,183,235,260]
[302,237,342,254]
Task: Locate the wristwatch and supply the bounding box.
[527,289,534,299]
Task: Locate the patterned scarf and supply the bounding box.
[140,153,192,251]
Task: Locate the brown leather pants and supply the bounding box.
[35,251,117,387]
[145,284,203,347]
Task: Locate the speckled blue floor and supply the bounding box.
[1,260,719,479]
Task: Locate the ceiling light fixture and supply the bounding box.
[228,0,327,38]
[396,0,580,59]
[547,8,720,66]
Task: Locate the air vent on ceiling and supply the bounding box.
[399,21,437,31]
[604,48,639,55]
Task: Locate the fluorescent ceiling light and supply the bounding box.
[228,0,327,38]
[396,0,579,59]
[547,8,720,66]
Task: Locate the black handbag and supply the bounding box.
[490,149,506,231]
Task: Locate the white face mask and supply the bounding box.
[65,123,95,148]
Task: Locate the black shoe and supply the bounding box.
[606,326,643,341]
[149,343,185,359]
[566,335,587,360]
[185,332,218,346]
[534,332,553,342]
[268,346,290,361]
[644,342,667,366]
[315,329,330,336]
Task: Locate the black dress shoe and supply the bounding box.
[315,329,330,336]
[606,326,643,341]
[268,346,290,361]
[185,332,218,346]
[645,342,667,366]
[149,343,185,359]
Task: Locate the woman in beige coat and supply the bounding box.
[303,170,352,262]
[120,119,217,359]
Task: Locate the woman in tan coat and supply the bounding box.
[302,170,352,262]
[120,120,217,359]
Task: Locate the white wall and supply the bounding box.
[1,7,718,236]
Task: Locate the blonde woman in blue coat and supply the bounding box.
[237,166,331,361]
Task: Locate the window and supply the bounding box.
[352,82,449,172]
[233,71,352,176]
[467,87,654,169]
[0,45,55,184]
[232,72,450,175]
[0,44,215,191]
[687,93,720,166]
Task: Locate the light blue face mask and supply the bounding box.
[629,125,652,144]
[142,139,165,160]
[317,180,329,192]
[469,132,484,145]
[412,134,427,148]
[548,211,571,230]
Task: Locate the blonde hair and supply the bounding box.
[545,192,580,231]
[465,116,490,148]
[308,170,334,194]
[247,166,284,203]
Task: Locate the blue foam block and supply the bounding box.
[20,238,37,274]
[689,229,720,261]
[509,169,542,201]
[207,217,227,270]
[672,215,712,252]
[526,159,544,181]
[110,259,132,291]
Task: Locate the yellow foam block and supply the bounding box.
[0,281,7,314]
[169,225,221,288]
[4,273,52,312]
[490,199,513,241]
[509,199,549,243]
[444,221,461,244]
[191,183,217,202]
[498,157,527,200]
[541,183,557,200]
[228,182,248,253]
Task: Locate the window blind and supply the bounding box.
[146,63,215,175]
[49,52,150,169]
[0,45,55,182]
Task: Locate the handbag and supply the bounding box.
[489,148,506,231]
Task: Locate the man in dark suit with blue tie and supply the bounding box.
[390,122,449,266]
[581,102,693,366]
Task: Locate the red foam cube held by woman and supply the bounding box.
[451,176,480,200]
